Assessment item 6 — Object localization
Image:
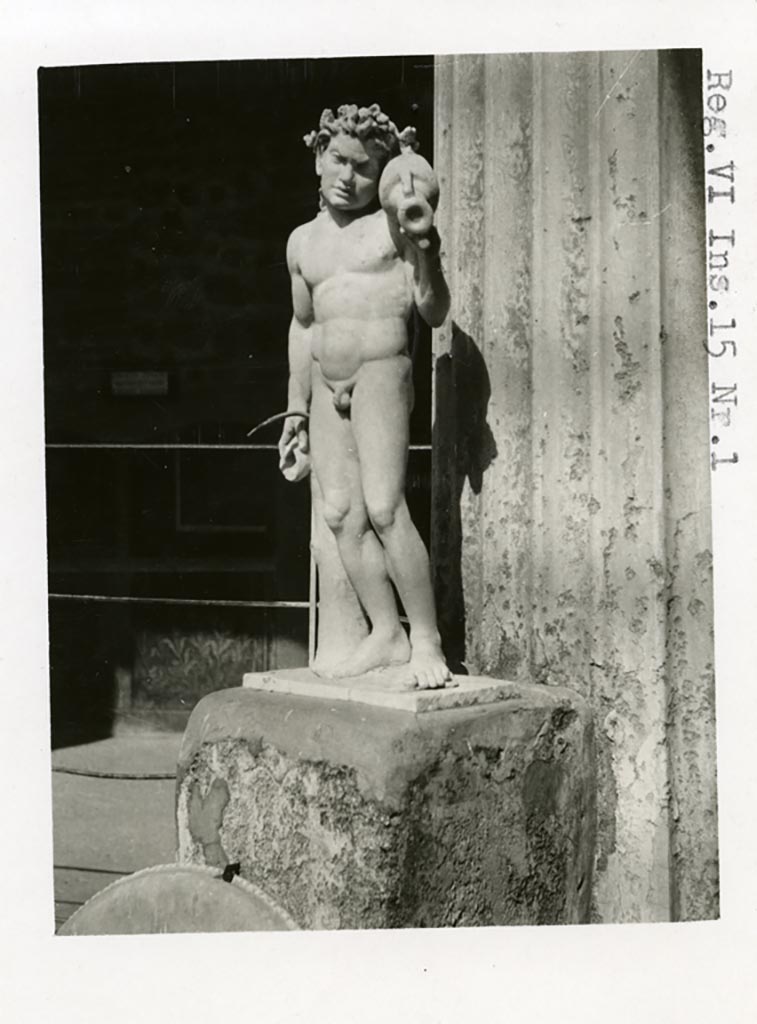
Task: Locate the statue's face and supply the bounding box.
[316,133,383,213]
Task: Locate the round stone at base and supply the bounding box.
[58,863,298,935]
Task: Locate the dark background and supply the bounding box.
[40,56,434,745]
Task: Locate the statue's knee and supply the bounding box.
[322,495,350,532]
[367,501,398,533]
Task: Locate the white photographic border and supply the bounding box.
[2,2,756,1021]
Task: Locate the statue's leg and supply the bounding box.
[350,357,451,690]
[309,469,368,676]
[309,370,410,676]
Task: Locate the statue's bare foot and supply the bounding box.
[331,627,411,678]
[401,636,452,690]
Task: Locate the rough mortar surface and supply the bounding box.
[176,683,595,929]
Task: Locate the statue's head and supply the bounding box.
[304,103,417,214]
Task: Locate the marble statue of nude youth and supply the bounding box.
[278,104,452,690]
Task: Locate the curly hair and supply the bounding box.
[303,103,418,158]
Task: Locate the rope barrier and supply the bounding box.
[52,766,176,780]
[46,443,278,450]
[48,593,309,609]
[45,442,430,451]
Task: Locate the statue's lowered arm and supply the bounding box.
[278,229,313,482]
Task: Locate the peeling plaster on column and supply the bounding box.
[433,51,716,922]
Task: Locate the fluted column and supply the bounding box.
[433,50,716,922]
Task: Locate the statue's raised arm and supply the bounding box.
[378,129,450,328]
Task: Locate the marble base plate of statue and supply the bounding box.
[243,667,522,713]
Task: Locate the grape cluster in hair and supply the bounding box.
[303,103,418,157]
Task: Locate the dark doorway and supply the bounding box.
[39,56,435,746]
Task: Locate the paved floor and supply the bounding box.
[51,733,183,930]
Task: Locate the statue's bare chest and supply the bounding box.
[300,212,402,289]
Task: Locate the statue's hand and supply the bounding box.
[400,222,442,257]
[278,415,308,459]
[278,415,310,482]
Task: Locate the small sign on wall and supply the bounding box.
[110,371,169,397]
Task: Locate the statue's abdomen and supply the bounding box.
[312,268,411,382]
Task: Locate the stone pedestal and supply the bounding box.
[176,671,596,929]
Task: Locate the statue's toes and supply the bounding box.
[430,671,447,689]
